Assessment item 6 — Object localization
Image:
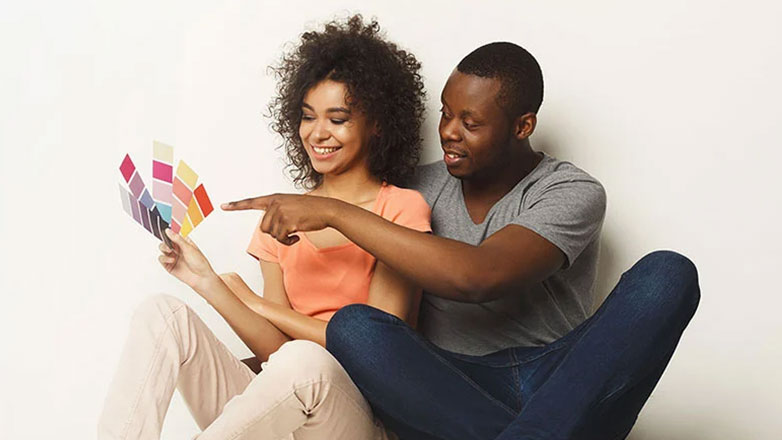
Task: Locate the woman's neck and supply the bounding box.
[314,166,383,206]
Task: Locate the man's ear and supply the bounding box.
[513,112,537,140]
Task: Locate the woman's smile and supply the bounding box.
[311,144,343,158]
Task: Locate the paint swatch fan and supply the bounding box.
[118,141,214,246]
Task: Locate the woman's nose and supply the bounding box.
[311,119,330,142]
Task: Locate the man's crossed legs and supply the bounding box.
[326,250,700,440]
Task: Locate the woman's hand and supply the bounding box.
[158,229,219,293]
[221,194,344,245]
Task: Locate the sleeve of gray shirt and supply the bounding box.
[409,161,449,207]
[511,172,607,268]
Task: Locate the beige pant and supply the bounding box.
[98,294,392,440]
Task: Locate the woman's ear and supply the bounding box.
[514,112,537,140]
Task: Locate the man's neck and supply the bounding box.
[462,145,543,206]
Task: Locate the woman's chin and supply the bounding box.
[311,163,337,176]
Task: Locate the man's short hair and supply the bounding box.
[457,42,544,117]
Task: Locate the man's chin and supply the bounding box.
[445,163,470,179]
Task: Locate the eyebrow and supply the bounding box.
[440,96,480,120]
[301,103,351,114]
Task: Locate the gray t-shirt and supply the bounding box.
[410,154,606,355]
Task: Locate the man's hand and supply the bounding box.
[221,194,342,245]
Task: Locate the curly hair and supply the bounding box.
[268,14,426,189]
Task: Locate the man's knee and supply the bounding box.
[629,250,700,320]
[326,304,395,370]
[327,304,383,350]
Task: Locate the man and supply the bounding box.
[224,42,699,439]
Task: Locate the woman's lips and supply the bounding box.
[312,145,342,158]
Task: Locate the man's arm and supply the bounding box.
[328,202,564,303]
[223,195,564,303]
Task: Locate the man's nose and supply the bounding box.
[440,118,461,142]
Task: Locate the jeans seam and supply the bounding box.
[510,350,523,411]
[119,301,187,440]
[400,324,518,418]
[446,353,524,368]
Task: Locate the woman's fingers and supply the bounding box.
[165,228,193,254]
[158,254,176,272]
[159,242,173,254]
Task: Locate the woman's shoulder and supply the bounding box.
[376,183,432,232]
[381,183,429,206]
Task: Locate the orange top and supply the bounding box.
[247,183,432,320]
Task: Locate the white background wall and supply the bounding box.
[1,1,780,438]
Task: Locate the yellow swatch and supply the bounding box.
[187,197,204,228]
[176,160,198,189]
[153,141,174,163]
[180,214,194,237]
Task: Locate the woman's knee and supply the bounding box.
[265,340,349,384]
[131,293,188,327]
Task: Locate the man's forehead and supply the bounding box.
[441,71,503,112]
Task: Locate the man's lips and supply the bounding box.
[443,147,467,166]
[442,144,467,157]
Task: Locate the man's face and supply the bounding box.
[438,71,513,180]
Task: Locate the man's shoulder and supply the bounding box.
[408,160,452,206]
[414,160,449,183]
[530,155,605,198]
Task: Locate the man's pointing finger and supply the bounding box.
[220,195,272,211]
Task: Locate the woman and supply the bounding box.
[98,15,428,440]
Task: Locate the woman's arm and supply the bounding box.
[158,230,289,361]
[365,261,421,326]
[220,262,329,346]
[222,259,419,346]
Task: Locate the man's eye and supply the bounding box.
[463,120,478,130]
[440,108,452,119]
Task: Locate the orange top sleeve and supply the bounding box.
[246,216,280,263]
[245,184,431,320]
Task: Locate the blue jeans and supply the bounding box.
[326,251,700,440]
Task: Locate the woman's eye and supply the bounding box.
[301,114,314,121]
[330,119,347,125]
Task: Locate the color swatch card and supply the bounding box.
[119,154,155,211]
[119,141,213,245]
[119,183,173,248]
[170,160,198,234]
[152,141,174,223]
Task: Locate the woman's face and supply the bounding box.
[299,80,373,178]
